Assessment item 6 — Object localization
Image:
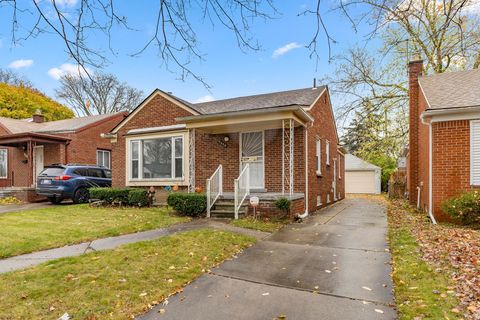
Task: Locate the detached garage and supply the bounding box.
[345,154,381,194]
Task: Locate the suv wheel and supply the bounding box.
[47,196,63,205]
[73,188,90,204]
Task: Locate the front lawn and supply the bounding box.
[388,199,470,319]
[0,205,189,258]
[0,229,255,319]
[231,217,287,233]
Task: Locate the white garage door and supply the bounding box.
[345,170,378,194]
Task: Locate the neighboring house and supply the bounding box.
[407,60,480,222]
[345,154,381,194]
[105,86,345,218]
[0,112,127,201]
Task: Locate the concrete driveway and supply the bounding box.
[139,197,396,320]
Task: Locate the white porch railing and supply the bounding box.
[234,164,250,219]
[206,165,223,218]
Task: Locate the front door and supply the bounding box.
[33,145,44,186]
[240,131,264,189]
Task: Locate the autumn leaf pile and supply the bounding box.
[389,199,480,320]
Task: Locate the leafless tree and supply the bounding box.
[0,0,275,87]
[56,72,144,116]
[322,0,480,141]
[305,0,480,69]
[0,68,33,87]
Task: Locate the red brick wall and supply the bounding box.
[417,89,430,211]
[431,120,479,221]
[306,89,344,213]
[59,113,125,166]
[407,60,430,206]
[111,94,195,188]
[246,198,305,218]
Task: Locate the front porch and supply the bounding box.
[0,132,70,200]
[208,192,306,219]
[178,106,314,219]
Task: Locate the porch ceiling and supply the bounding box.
[176,106,313,134]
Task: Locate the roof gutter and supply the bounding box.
[421,105,480,120]
[176,106,314,124]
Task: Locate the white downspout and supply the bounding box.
[297,127,309,219]
[428,123,437,224]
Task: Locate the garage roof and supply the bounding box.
[345,154,380,171]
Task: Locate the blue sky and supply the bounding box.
[0,1,370,105]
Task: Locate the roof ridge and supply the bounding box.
[192,86,325,105]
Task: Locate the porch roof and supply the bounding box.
[176,106,314,134]
[0,132,70,146]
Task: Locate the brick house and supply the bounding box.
[105,86,345,218]
[407,60,480,222]
[0,112,126,201]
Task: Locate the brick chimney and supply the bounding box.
[32,110,45,123]
[408,60,423,203]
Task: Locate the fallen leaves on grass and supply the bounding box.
[389,199,480,320]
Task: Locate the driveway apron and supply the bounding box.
[139,197,397,320]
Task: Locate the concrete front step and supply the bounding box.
[210,210,245,219]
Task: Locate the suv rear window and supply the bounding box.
[39,167,65,176]
[88,168,105,178]
[73,168,88,176]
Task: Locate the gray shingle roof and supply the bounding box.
[345,154,380,171]
[191,87,326,114]
[0,113,123,134]
[419,68,480,110]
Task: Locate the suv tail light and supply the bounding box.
[54,175,72,181]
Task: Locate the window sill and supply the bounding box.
[316,171,322,177]
[127,179,188,187]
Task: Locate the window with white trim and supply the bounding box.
[471,120,480,185]
[96,149,111,169]
[130,136,184,180]
[316,138,321,175]
[326,140,330,165]
[338,155,342,179]
[0,149,7,179]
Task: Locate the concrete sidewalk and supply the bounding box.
[139,198,396,320]
[0,220,269,274]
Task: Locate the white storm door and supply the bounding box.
[33,145,44,185]
[240,131,264,189]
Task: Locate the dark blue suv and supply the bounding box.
[36,164,112,204]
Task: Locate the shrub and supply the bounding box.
[441,191,480,227]
[89,187,131,204]
[128,189,149,207]
[167,192,207,217]
[274,197,291,212]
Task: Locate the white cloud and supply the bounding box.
[8,59,34,69]
[272,42,302,59]
[195,95,215,103]
[465,0,480,15]
[47,63,90,80]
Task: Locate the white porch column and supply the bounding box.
[282,119,294,196]
[188,128,196,193]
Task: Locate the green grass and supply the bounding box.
[231,217,287,233]
[388,223,460,319]
[0,229,255,319]
[0,205,189,258]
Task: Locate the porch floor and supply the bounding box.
[219,192,304,201]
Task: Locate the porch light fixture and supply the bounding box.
[224,136,230,142]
